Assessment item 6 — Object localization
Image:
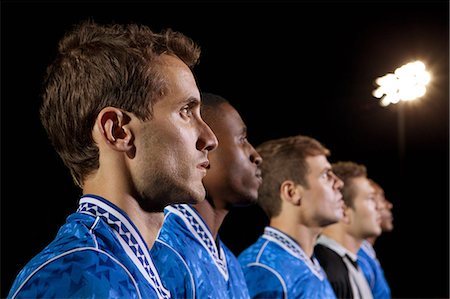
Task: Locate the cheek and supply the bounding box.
[316,183,334,199]
[231,163,254,189]
[369,202,379,214]
[363,205,378,220]
[158,119,196,149]
[223,150,246,171]
[307,185,330,206]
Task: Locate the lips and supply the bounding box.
[336,195,344,209]
[197,161,210,175]
[382,216,392,222]
[198,160,209,168]
[255,169,263,184]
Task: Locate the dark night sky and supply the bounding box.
[2,1,449,298]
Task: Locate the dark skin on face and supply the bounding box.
[193,102,262,239]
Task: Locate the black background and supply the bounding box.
[1,1,449,298]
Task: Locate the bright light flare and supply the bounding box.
[372,60,431,106]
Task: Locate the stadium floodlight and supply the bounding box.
[372,60,431,106]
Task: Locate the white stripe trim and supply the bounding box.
[360,240,376,259]
[11,247,142,299]
[247,262,287,299]
[263,227,325,280]
[79,197,170,298]
[155,239,196,299]
[256,240,269,263]
[80,197,150,263]
[89,216,101,248]
[166,205,215,245]
[113,230,160,291]
[165,205,229,280]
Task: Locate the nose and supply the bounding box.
[376,199,384,211]
[333,172,344,190]
[385,199,393,209]
[197,119,218,152]
[250,146,263,166]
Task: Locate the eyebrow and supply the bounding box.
[181,96,200,107]
[322,166,332,172]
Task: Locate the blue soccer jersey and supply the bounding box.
[8,195,170,299]
[150,204,250,299]
[238,227,336,299]
[357,240,391,299]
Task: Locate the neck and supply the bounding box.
[193,200,228,240]
[366,236,377,245]
[132,211,164,248]
[321,225,363,255]
[83,139,166,249]
[270,217,322,257]
[83,180,164,249]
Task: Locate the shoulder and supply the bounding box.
[243,263,286,298]
[151,239,190,274]
[314,244,345,269]
[241,238,298,270]
[156,210,190,246]
[221,241,239,262]
[150,240,194,298]
[238,236,272,265]
[9,248,138,299]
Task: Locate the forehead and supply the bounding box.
[305,155,330,172]
[373,186,385,200]
[352,177,374,195]
[209,103,245,137]
[157,54,200,100]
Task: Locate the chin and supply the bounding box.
[170,185,206,205]
[185,196,206,205]
[234,196,258,207]
[322,218,339,227]
[188,188,206,204]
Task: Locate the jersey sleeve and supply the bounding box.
[150,240,194,299]
[242,263,286,299]
[9,249,140,299]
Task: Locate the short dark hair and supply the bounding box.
[40,20,201,187]
[332,161,367,207]
[256,135,330,218]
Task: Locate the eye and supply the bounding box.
[240,135,248,144]
[180,103,194,118]
[238,128,249,145]
[322,170,334,181]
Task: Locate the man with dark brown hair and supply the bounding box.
[357,179,393,299]
[238,135,344,298]
[8,20,217,298]
[315,161,381,299]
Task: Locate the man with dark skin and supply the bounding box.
[151,93,262,298]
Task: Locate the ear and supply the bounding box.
[280,180,303,206]
[341,204,352,224]
[95,107,134,153]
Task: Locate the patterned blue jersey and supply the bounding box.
[150,204,250,299]
[8,195,170,299]
[357,240,391,299]
[238,227,336,299]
